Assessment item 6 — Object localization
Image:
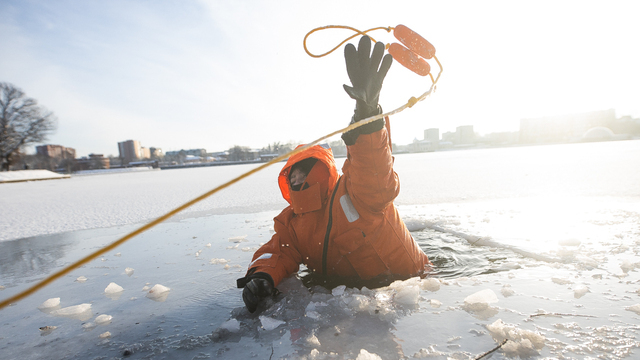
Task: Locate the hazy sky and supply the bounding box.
[1,1,638,157]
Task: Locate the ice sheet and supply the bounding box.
[1,141,639,359]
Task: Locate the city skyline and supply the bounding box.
[33,107,640,160]
[98,108,640,160]
[2,1,639,157]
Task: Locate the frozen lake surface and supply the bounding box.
[1,140,639,359]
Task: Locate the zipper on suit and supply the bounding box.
[322,176,341,275]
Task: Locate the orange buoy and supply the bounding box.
[388,43,431,76]
[393,24,436,60]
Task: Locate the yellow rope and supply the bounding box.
[0,27,442,311]
[303,25,393,58]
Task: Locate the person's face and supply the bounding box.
[289,168,307,188]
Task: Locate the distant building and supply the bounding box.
[149,147,163,158]
[139,147,151,159]
[118,140,141,163]
[455,125,475,145]
[209,151,229,161]
[36,144,76,159]
[412,138,437,152]
[165,149,207,157]
[424,128,439,142]
[75,153,110,170]
[442,131,455,143]
[520,109,616,143]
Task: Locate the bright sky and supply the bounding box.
[1,1,638,157]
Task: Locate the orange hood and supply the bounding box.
[278,144,339,213]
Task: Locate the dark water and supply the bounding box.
[415,228,517,278]
[299,227,516,291]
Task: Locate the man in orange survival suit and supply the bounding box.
[237,36,431,313]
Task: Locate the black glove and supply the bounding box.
[241,275,276,313]
[342,36,393,145]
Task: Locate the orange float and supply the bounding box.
[393,24,436,60]
[389,24,436,76]
[388,43,431,76]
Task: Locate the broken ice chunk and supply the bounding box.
[346,294,371,312]
[394,284,419,306]
[220,319,240,332]
[464,289,498,311]
[305,334,321,347]
[573,285,589,299]
[420,278,441,292]
[147,284,171,302]
[620,260,638,273]
[551,277,572,285]
[104,282,124,294]
[99,331,111,339]
[332,285,346,296]
[205,243,211,248]
[52,303,91,316]
[148,284,170,294]
[259,316,285,330]
[125,267,134,276]
[210,258,229,265]
[95,314,112,325]
[306,310,321,320]
[76,276,87,283]
[429,299,442,308]
[626,304,640,315]
[501,284,515,297]
[51,303,92,320]
[486,319,545,357]
[356,349,382,360]
[38,297,60,310]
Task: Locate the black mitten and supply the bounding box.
[239,273,276,313]
[342,36,393,145]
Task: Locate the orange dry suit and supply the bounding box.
[237,118,430,288]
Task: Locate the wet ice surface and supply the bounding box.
[1,197,639,359]
[1,141,640,359]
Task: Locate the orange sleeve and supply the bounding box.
[244,208,302,287]
[342,121,399,213]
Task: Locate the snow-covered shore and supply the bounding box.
[0,170,69,183]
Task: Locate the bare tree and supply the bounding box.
[228,145,252,161]
[0,82,57,171]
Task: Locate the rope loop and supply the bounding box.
[303,25,394,58]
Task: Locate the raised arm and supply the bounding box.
[340,36,398,211]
